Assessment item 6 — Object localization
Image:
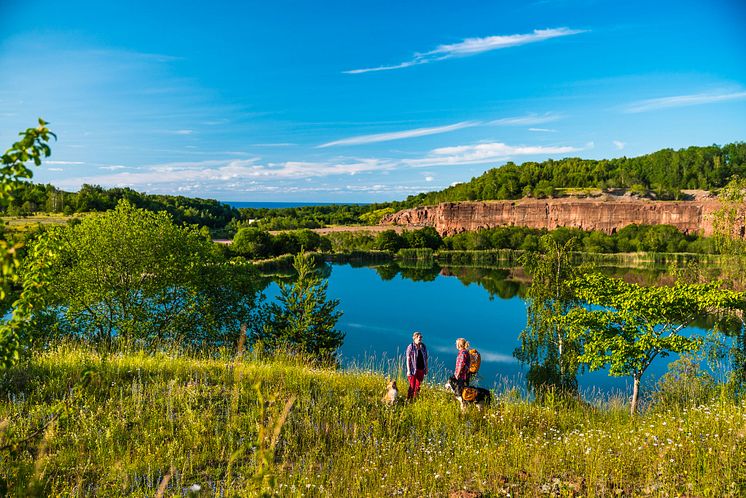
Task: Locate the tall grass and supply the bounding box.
[1,344,745,496]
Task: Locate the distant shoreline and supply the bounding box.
[224,201,370,209]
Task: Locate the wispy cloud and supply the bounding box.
[613,140,626,150]
[317,121,477,147]
[406,142,585,167]
[623,90,746,113]
[98,165,128,170]
[57,157,393,190]
[345,28,586,74]
[528,127,557,133]
[44,160,85,165]
[47,168,64,172]
[489,113,562,126]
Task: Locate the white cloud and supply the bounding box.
[433,345,517,363]
[623,90,746,113]
[613,140,626,150]
[406,142,585,167]
[44,160,84,165]
[345,28,586,74]
[489,113,562,126]
[47,168,64,172]
[57,157,393,190]
[318,121,477,147]
[528,127,557,133]
[425,176,434,182]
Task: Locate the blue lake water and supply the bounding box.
[264,263,710,398]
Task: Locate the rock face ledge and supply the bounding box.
[380,197,746,238]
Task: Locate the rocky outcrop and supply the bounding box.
[380,197,746,238]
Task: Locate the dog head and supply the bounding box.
[444,376,460,395]
[386,379,397,391]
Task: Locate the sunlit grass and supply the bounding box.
[1,344,744,496]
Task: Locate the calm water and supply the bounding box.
[264,262,706,396]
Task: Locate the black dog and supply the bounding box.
[445,376,492,412]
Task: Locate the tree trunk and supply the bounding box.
[237,323,247,356]
[630,374,641,415]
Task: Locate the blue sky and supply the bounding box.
[1,0,745,202]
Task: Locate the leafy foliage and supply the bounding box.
[3,183,238,229]
[230,204,386,231]
[403,142,746,206]
[230,227,331,259]
[651,354,717,410]
[253,253,343,361]
[561,273,746,413]
[27,200,262,348]
[443,224,715,254]
[0,119,55,367]
[515,236,583,394]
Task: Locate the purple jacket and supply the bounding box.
[406,342,428,376]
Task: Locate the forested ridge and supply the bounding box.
[2,183,237,228]
[401,142,746,206]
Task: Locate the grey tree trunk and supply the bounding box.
[630,374,641,415]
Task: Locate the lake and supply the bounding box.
[264,262,709,397]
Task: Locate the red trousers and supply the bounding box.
[407,369,425,399]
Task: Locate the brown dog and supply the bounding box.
[382,379,398,405]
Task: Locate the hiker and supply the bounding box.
[406,331,428,399]
[454,337,471,392]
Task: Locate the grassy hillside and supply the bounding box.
[1,345,744,496]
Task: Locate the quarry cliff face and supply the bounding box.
[380,197,746,238]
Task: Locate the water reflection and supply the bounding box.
[261,260,744,394]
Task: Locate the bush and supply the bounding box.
[652,355,717,410]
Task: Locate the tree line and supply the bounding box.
[402,142,746,206]
[3,183,237,229]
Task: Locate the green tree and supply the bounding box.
[712,177,746,286]
[401,227,443,249]
[233,227,272,259]
[255,253,343,361]
[515,236,582,394]
[562,273,745,414]
[0,119,55,367]
[32,200,261,348]
[359,207,394,225]
[375,229,405,252]
[710,177,746,387]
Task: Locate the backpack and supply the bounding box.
[462,386,479,401]
[468,348,481,375]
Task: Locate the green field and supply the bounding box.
[1,345,744,497]
[1,214,76,235]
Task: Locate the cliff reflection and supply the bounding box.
[372,262,525,299]
[367,261,726,303]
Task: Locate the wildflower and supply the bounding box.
[188,484,201,492]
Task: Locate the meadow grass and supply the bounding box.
[1,344,745,497]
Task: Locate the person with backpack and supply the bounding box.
[405,331,428,399]
[454,337,472,392]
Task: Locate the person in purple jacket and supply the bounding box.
[405,331,429,399]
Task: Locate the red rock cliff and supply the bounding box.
[380,197,746,238]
